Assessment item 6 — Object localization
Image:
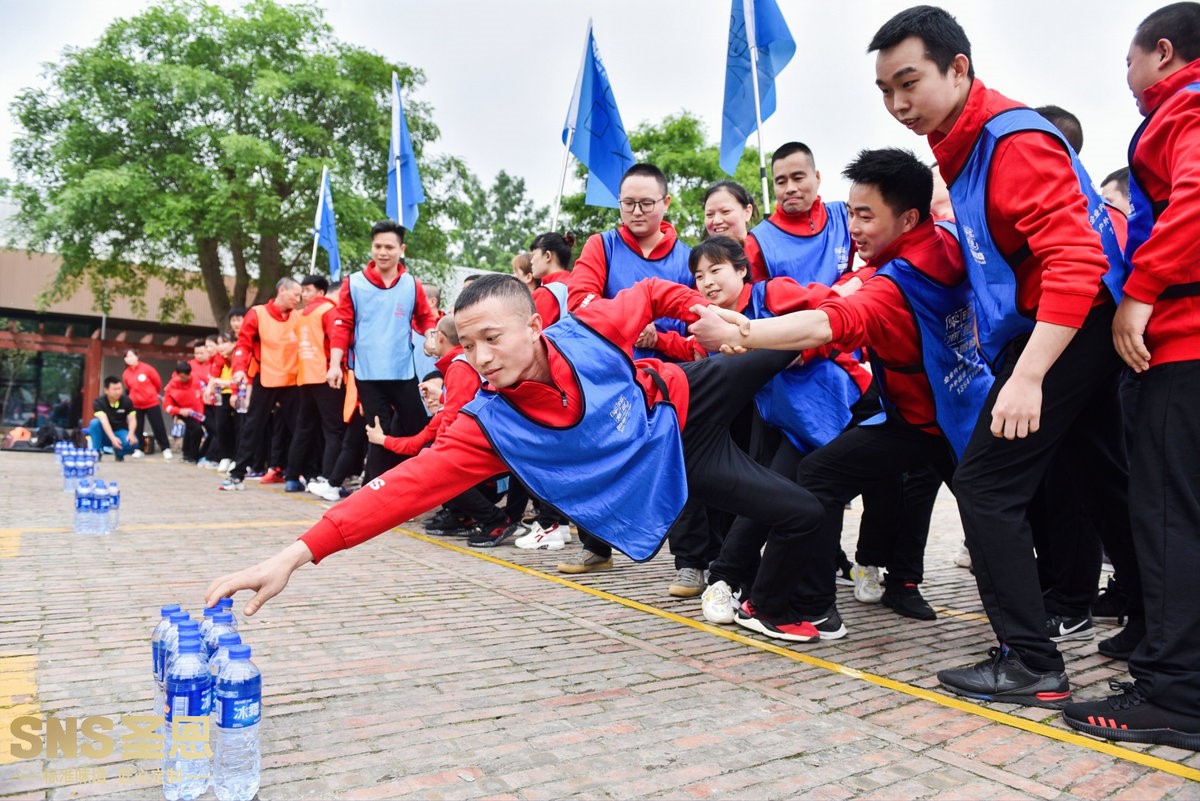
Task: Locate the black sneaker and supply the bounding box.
[881,582,937,621]
[468,521,526,548]
[425,512,470,535]
[1063,681,1200,750]
[1097,617,1146,661]
[803,605,847,640]
[937,646,1072,708]
[1046,613,1095,642]
[1092,577,1128,623]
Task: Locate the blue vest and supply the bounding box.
[461,315,688,562]
[750,202,851,285]
[348,270,417,380]
[872,258,994,461]
[543,281,569,321]
[746,282,859,454]
[1126,82,1200,263]
[411,330,438,387]
[600,229,694,361]
[948,108,1128,366]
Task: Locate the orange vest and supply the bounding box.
[255,306,299,388]
[295,302,334,385]
[343,370,359,423]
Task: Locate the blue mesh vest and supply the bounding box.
[347,271,417,380]
[749,202,851,284]
[461,315,688,562]
[947,108,1128,367]
[746,282,860,454]
[600,229,694,361]
[544,282,569,321]
[872,258,994,461]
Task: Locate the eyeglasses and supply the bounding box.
[618,197,665,213]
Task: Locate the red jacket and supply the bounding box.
[163,374,204,417]
[568,222,684,311]
[931,79,1112,329]
[532,271,572,325]
[381,346,482,456]
[745,199,857,283]
[300,278,710,563]
[819,218,965,437]
[1123,58,1200,367]
[122,362,163,410]
[329,262,439,354]
[231,299,291,376]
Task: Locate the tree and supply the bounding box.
[6,0,454,325]
[452,170,548,273]
[559,111,765,250]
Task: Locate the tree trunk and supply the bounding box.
[197,236,230,326]
[231,235,250,311]
[254,231,283,306]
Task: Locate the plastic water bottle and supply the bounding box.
[73,480,94,535]
[164,637,211,801]
[235,384,249,414]
[83,450,97,480]
[204,612,238,660]
[198,606,220,647]
[106,482,120,531]
[62,456,78,493]
[207,632,243,762]
[171,419,184,439]
[152,606,183,721]
[92,481,110,535]
[216,597,234,613]
[54,441,66,465]
[213,645,261,801]
[158,614,193,719]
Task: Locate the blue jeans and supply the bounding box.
[87,419,137,456]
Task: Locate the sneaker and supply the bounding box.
[131,450,145,459]
[851,564,884,604]
[668,567,705,598]
[835,559,855,587]
[515,522,569,550]
[244,468,265,479]
[953,542,972,569]
[1097,617,1146,661]
[338,487,353,499]
[734,600,819,643]
[197,457,212,469]
[1046,613,1095,643]
[937,646,1071,708]
[1092,577,1128,623]
[308,482,342,503]
[259,467,284,485]
[1063,681,1200,750]
[803,605,848,640]
[217,458,233,474]
[162,448,174,461]
[284,480,304,492]
[218,478,245,492]
[701,580,739,624]
[424,512,471,535]
[468,520,527,548]
[114,452,124,463]
[101,446,114,454]
[306,476,328,493]
[557,549,613,574]
[881,582,937,621]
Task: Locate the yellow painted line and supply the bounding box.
[15,521,311,534]
[931,605,991,624]
[0,655,39,766]
[398,526,1200,783]
[0,528,20,559]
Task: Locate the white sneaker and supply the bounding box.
[514,522,568,550]
[309,482,342,502]
[953,543,972,569]
[701,580,739,625]
[162,448,174,461]
[217,458,233,474]
[131,450,145,459]
[306,477,329,495]
[851,564,883,604]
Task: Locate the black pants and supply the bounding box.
[1128,361,1200,713]
[855,467,943,584]
[327,409,367,488]
[211,398,237,461]
[445,484,507,529]
[954,303,1131,673]
[198,403,216,460]
[357,379,427,480]
[230,380,298,481]
[134,405,170,452]
[179,416,204,462]
[286,383,346,481]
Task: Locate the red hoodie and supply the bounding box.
[1123,58,1200,367]
[163,374,204,417]
[300,278,710,563]
[380,346,482,456]
[745,199,857,283]
[568,222,685,311]
[931,79,1112,329]
[122,362,163,410]
[330,262,439,354]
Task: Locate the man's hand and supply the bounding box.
[231,371,247,386]
[423,331,438,357]
[125,431,139,446]
[689,305,752,353]
[325,363,343,389]
[110,434,125,450]
[1113,296,1154,373]
[365,415,386,446]
[204,541,313,617]
[990,373,1043,440]
[634,323,658,350]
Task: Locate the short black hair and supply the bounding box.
[103,376,122,389]
[301,274,330,293]
[688,236,751,280]
[620,163,669,196]
[1102,167,1130,196]
[1136,3,1200,62]
[453,273,536,316]
[227,307,247,320]
[421,370,443,383]
[843,148,934,223]
[1036,105,1084,153]
[868,5,974,80]
[370,219,407,244]
[175,361,192,374]
[771,141,815,169]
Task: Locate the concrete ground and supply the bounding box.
[0,449,1197,800]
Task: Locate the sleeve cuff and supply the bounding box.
[299,518,347,565]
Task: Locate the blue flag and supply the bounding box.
[564,22,634,209]
[313,167,341,281]
[719,0,796,176]
[387,72,425,230]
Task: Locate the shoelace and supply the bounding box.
[1106,680,1146,710]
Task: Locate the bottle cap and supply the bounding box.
[228,645,251,660]
[178,621,200,634]
[177,637,201,654]
[160,604,182,618]
[169,612,190,624]
[217,633,242,648]
[203,606,219,618]
[213,612,233,624]
[216,597,234,611]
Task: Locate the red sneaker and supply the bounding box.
[259,467,285,484]
[734,600,819,642]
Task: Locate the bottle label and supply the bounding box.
[153,642,163,678]
[166,676,212,721]
[215,676,262,728]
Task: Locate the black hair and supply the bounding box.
[301,274,330,293]
[1035,105,1084,153]
[620,163,669,196]
[370,219,407,244]
[842,148,934,223]
[227,307,247,320]
[453,273,536,316]
[529,232,578,270]
[868,5,974,80]
[1102,167,1131,196]
[103,376,122,388]
[175,361,192,374]
[421,370,443,383]
[703,180,758,222]
[1136,3,1200,62]
[189,338,206,349]
[771,141,815,169]
[205,334,218,345]
[217,331,235,343]
[688,236,751,280]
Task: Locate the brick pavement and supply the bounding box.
[0,449,1197,800]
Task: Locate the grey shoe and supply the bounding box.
[557,549,613,574]
[669,567,705,598]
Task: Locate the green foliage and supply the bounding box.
[450,170,548,273]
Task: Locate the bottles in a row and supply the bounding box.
[72,479,120,535]
[59,445,98,492]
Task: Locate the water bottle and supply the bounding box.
[92,481,110,535]
[164,637,211,801]
[158,614,194,719]
[73,480,94,535]
[213,645,261,801]
[207,633,243,763]
[82,451,96,482]
[152,606,183,722]
[62,456,79,493]
[198,606,220,647]
[54,441,66,465]
[171,419,184,439]
[235,383,249,414]
[216,597,234,613]
[204,612,238,660]
[106,482,120,531]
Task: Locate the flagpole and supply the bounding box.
[744,0,771,214]
[392,72,406,227]
[551,19,593,231]
[311,165,326,273]
[551,127,575,231]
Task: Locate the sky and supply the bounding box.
[0,0,1163,217]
